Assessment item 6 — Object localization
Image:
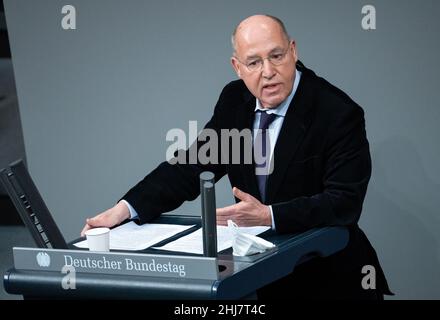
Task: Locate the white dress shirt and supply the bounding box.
[253,69,302,230]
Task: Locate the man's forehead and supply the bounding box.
[235,36,286,58]
[236,21,284,42]
[235,22,286,53]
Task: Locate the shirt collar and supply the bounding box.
[255,68,302,117]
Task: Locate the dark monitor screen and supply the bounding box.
[0,159,68,249]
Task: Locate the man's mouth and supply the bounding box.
[262,83,281,93]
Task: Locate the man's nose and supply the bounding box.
[262,59,276,79]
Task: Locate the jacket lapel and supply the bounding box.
[265,65,315,204]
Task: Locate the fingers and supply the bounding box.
[80,202,131,236]
[216,204,236,217]
[216,195,269,227]
[216,203,241,226]
[86,214,107,228]
[80,223,91,237]
[80,209,114,236]
[216,203,236,215]
[80,215,104,237]
[216,219,228,226]
[216,207,232,226]
[233,187,256,202]
[217,189,257,226]
[217,187,260,225]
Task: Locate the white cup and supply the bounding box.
[85,227,110,252]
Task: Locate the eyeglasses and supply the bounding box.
[234,43,292,72]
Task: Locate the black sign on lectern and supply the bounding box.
[0,159,68,249]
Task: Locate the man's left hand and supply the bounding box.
[216,187,272,226]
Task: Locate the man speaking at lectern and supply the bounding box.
[81,15,391,299]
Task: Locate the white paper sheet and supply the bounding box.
[74,221,195,251]
[154,225,270,254]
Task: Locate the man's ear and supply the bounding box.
[231,57,242,78]
[290,40,298,63]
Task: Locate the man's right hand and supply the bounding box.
[80,201,130,237]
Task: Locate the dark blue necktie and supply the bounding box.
[255,111,278,202]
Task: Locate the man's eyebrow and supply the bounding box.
[268,46,285,54]
[245,54,260,60]
[245,47,285,60]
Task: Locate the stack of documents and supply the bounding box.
[74,221,270,254]
[154,225,270,254]
[74,222,194,251]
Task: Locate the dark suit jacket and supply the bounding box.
[122,61,392,298]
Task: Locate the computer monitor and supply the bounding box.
[0,159,68,249]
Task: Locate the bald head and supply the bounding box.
[230,14,297,108]
[231,15,290,52]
